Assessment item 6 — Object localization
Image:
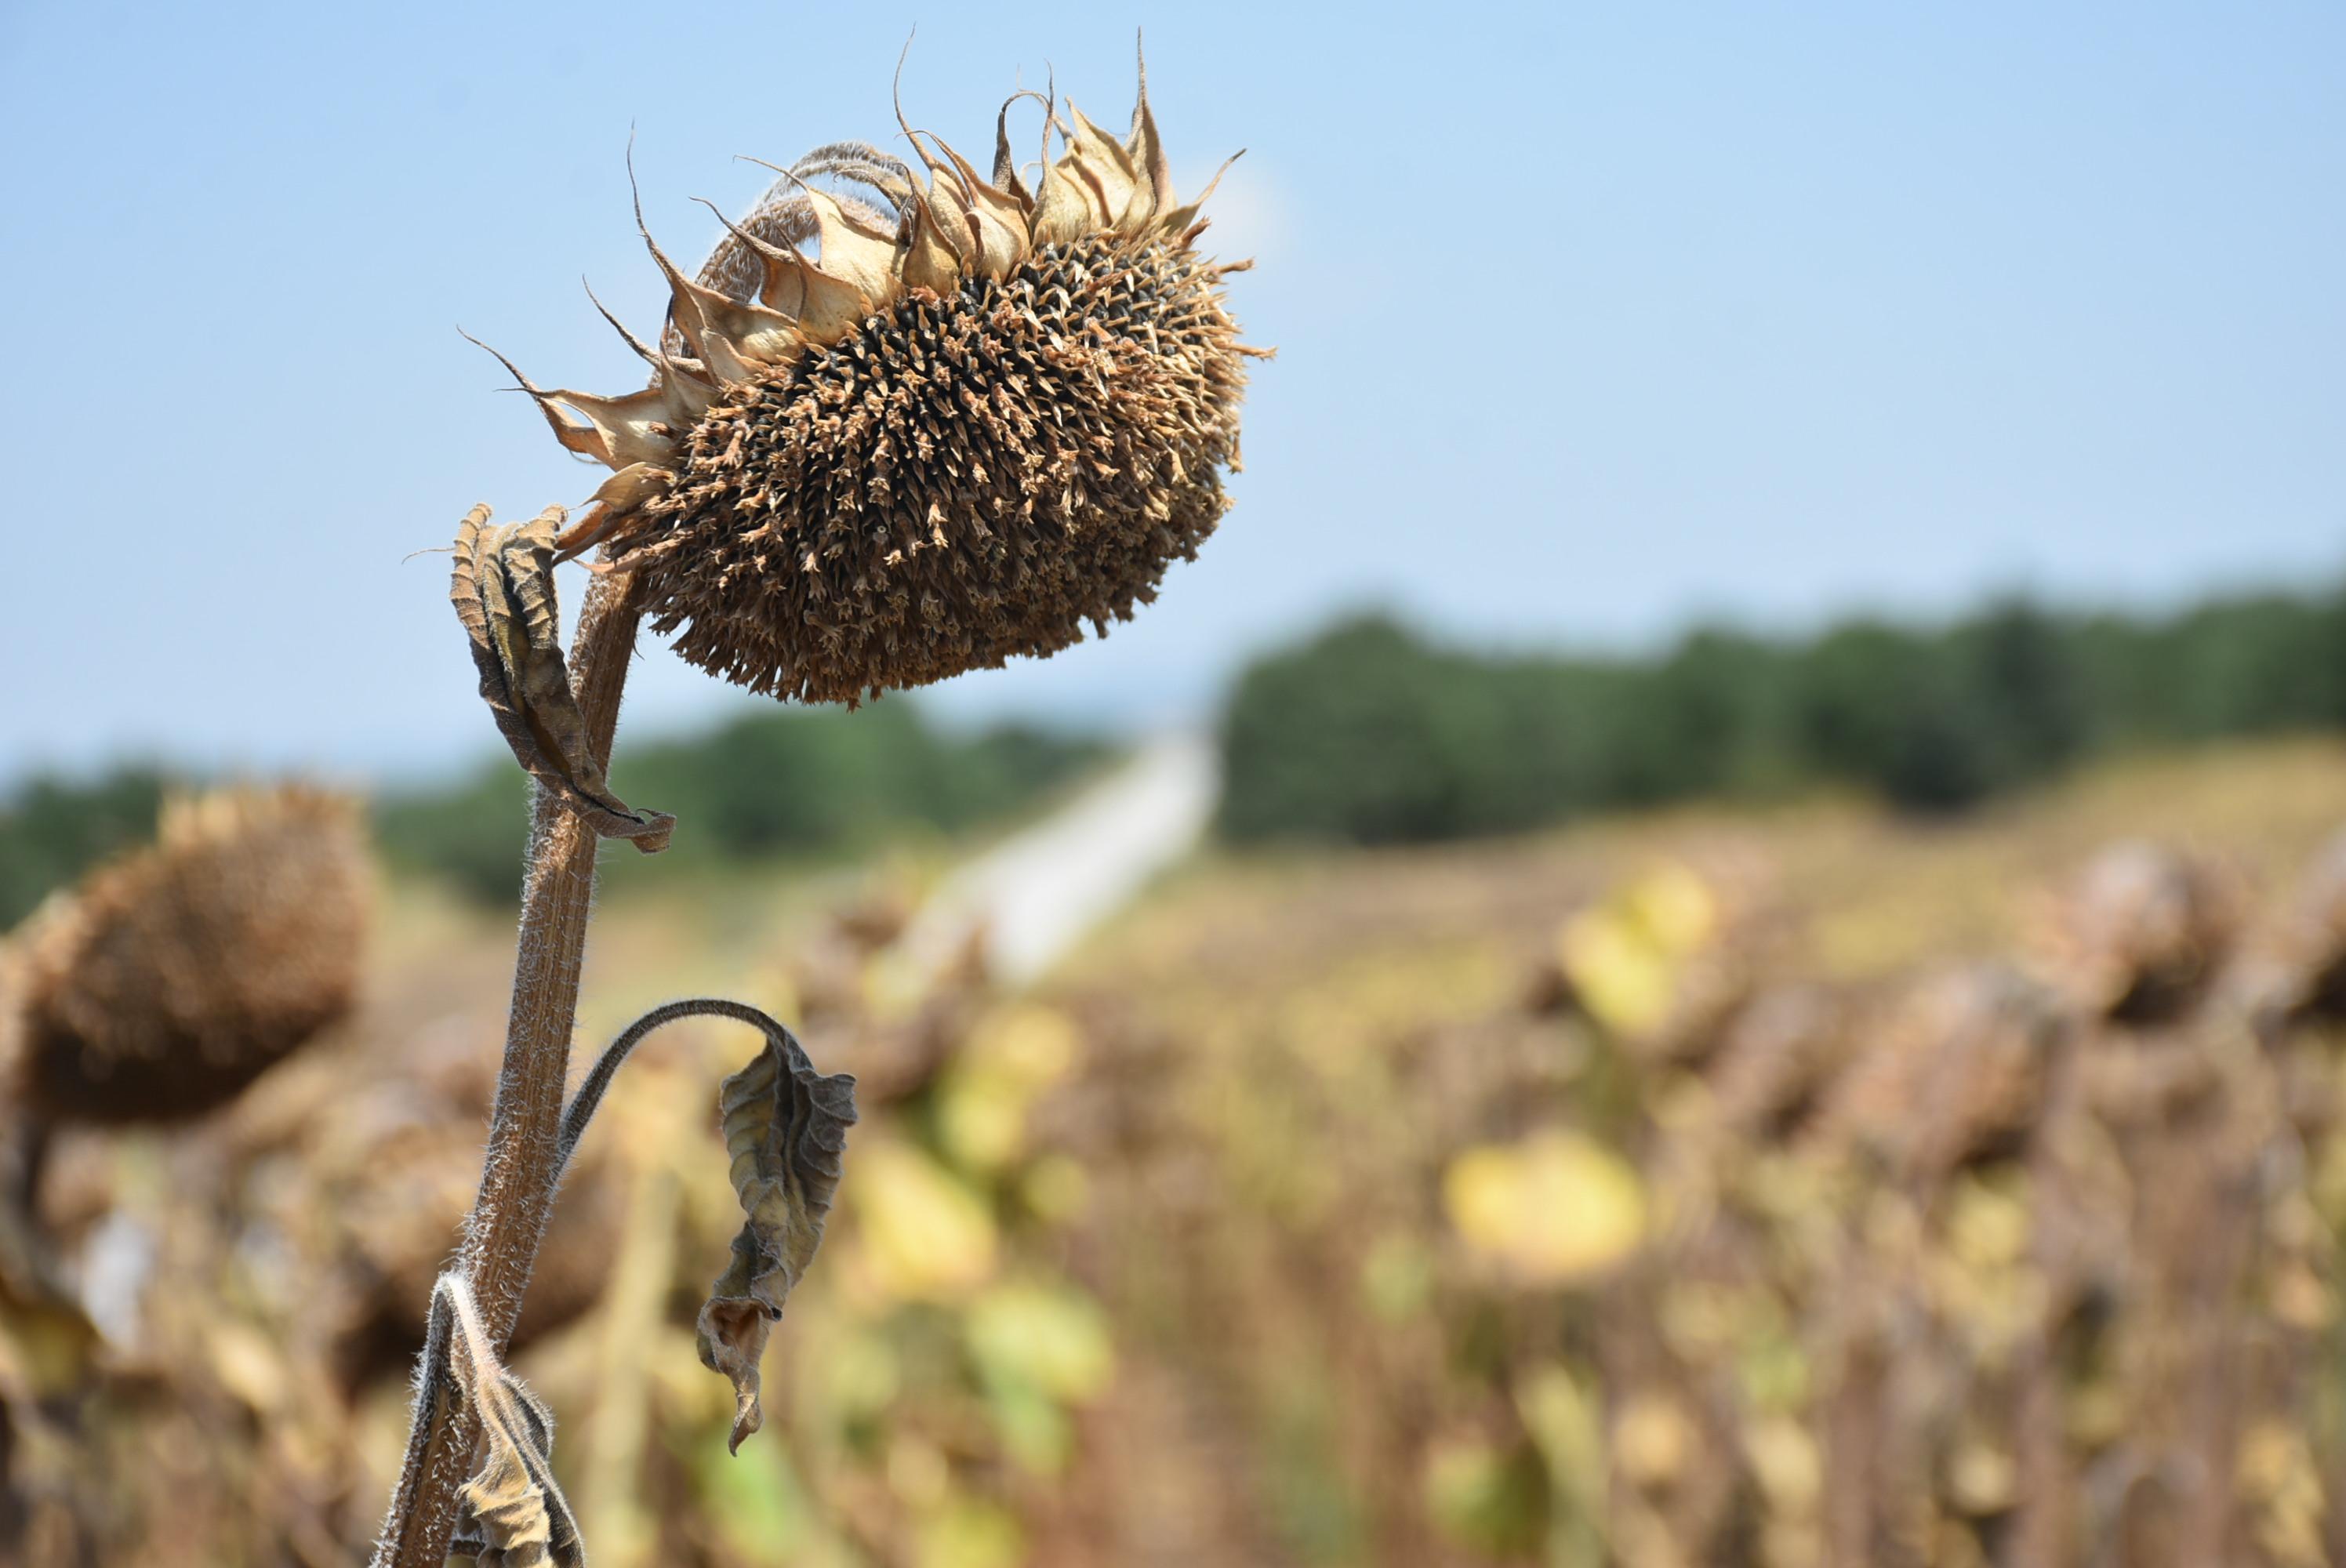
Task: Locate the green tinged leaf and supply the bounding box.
[696,1024,859,1452]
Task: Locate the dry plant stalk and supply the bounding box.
[374,42,1254,1566]
[372,569,648,1568]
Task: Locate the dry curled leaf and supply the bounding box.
[434,1272,583,1568]
[451,503,674,852]
[697,1022,859,1452]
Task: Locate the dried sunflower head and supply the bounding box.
[2043,842,2237,1022]
[489,48,1262,704]
[10,786,369,1125]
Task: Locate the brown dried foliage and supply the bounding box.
[694,1012,857,1451]
[23,811,2346,1566]
[450,504,674,850]
[1538,843,2326,1566]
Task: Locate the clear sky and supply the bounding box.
[2,2,2340,786]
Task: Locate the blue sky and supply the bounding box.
[2,2,2340,785]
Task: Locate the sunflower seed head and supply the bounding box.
[493,49,1262,702]
[12,786,369,1125]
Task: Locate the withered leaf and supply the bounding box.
[451,503,674,853]
[697,1023,858,1453]
[434,1272,584,1568]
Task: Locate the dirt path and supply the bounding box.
[896,731,1219,988]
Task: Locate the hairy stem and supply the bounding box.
[374,567,647,1568]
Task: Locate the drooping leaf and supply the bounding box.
[696,1022,859,1452]
[449,503,674,852]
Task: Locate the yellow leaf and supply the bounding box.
[1945,1171,2031,1270]
[933,1009,1079,1169]
[971,1004,1082,1084]
[1020,1155,1091,1223]
[206,1320,289,1416]
[1359,1233,1435,1323]
[1422,1435,1549,1557]
[852,1141,999,1301]
[939,1006,1085,1172]
[816,1327,902,1422]
[1444,1132,1645,1286]
[915,1497,1025,1568]
[1516,1361,1608,1517]
[1558,915,1676,1036]
[1946,1439,2016,1516]
[1610,1391,1692,1491]
[1556,865,1720,1035]
[937,1070,1030,1172]
[1743,1415,1821,1516]
[1628,864,1719,955]
[965,1280,1115,1403]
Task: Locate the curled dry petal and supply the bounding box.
[450,504,674,852]
[1124,42,1175,223]
[696,1021,859,1452]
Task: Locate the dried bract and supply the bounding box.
[433,1274,584,1568]
[14,786,369,1125]
[492,48,1260,703]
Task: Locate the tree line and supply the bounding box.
[1218,585,2346,844]
[0,706,1106,923]
[381,702,1106,902]
[9,580,2341,921]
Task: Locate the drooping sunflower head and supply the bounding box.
[9,786,369,1126]
[491,48,1262,705]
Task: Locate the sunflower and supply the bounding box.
[10,786,369,1125]
[484,47,1262,705]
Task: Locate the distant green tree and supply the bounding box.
[2166,596,2346,739]
[378,704,1107,904]
[1218,575,2346,844]
[0,769,167,929]
[1961,597,2089,786]
[1220,616,1491,844]
[373,767,533,906]
[1787,622,1996,809]
[1633,629,1799,800]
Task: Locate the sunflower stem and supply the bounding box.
[373,566,647,1568]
